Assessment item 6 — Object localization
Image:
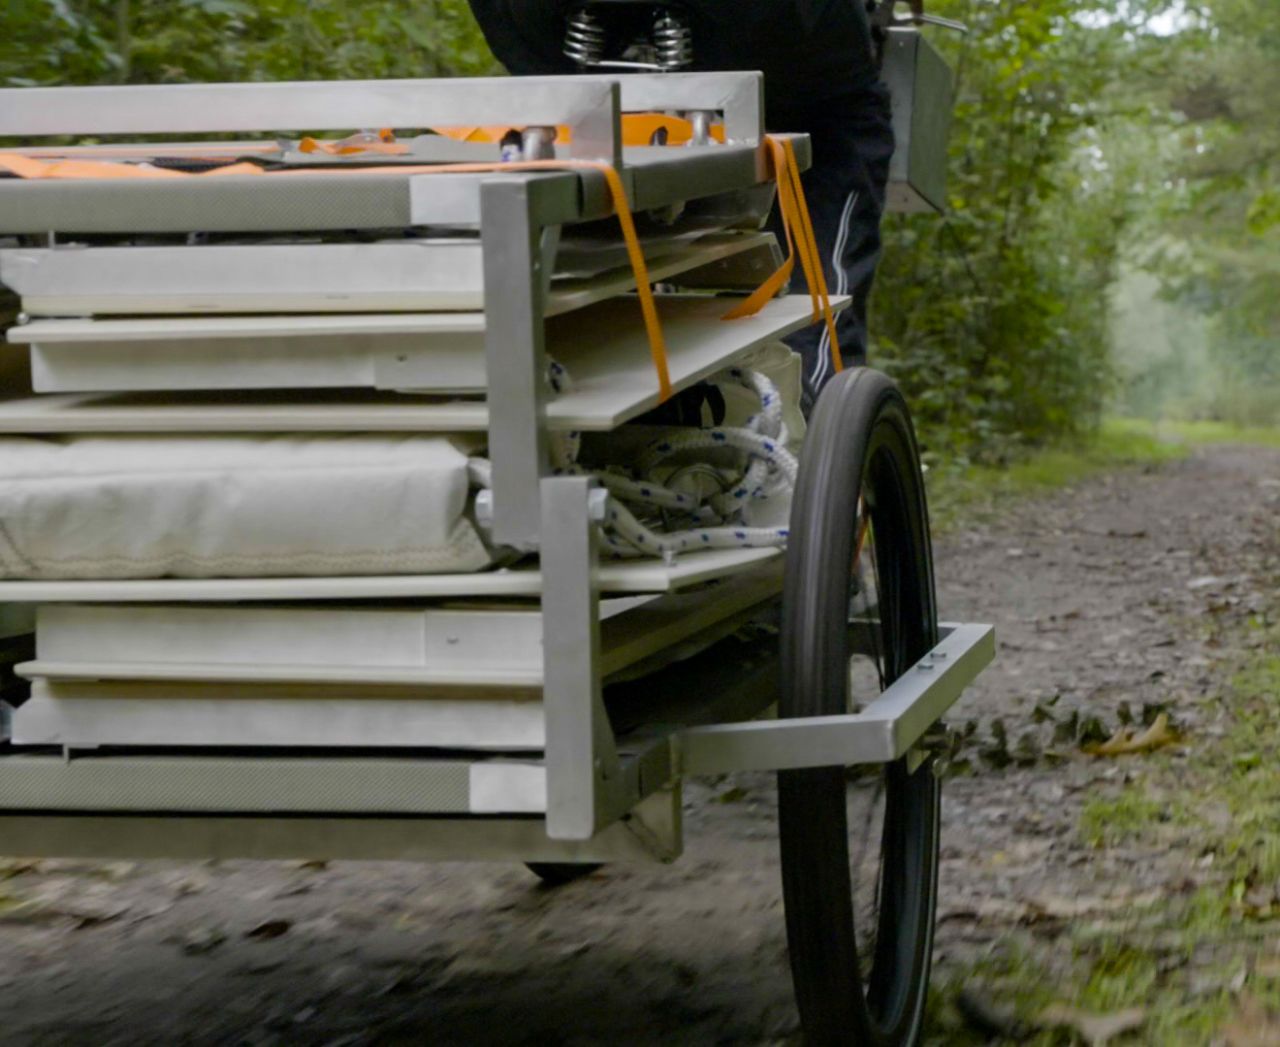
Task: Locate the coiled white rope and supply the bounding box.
[472,362,798,563]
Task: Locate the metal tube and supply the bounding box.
[677,622,995,775]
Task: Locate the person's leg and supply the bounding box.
[768,83,895,411]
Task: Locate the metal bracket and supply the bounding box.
[677,622,995,776]
[541,476,625,840]
[618,72,765,145]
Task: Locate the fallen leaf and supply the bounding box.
[957,988,1036,1040]
[180,926,227,955]
[0,900,62,926]
[295,859,329,872]
[0,859,41,879]
[1040,1003,1146,1045]
[66,900,129,929]
[1084,713,1178,756]
[1243,882,1278,914]
[245,919,292,940]
[1078,715,1110,746]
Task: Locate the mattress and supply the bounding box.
[0,434,489,580]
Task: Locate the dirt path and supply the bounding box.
[0,444,1275,1046]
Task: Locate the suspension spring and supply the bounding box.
[564,8,607,67]
[652,10,693,71]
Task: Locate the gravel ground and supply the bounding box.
[0,443,1275,1046]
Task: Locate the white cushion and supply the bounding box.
[0,434,489,579]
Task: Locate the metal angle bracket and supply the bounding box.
[675,622,995,776]
[540,476,627,841]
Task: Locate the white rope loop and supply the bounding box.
[474,365,798,562]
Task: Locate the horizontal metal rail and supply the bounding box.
[0,76,623,164]
[677,622,995,776]
[0,787,682,864]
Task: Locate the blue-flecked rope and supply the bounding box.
[473,362,797,562]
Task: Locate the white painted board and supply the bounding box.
[0,547,780,604]
[12,679,545,750]
[20,564,780,686]
[0,294,846,432]
[0,231,770,318]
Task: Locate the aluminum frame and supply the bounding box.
[0,73,785,235]
[619,72,764,145]
[0,72,987,858]
[678,623,995,775]
[0,77,625,165]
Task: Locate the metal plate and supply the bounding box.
[885,28,954,214]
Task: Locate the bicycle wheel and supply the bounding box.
[778,368,941,1046]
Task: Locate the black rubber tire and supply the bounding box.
[778,368,941,1046]
[524,862,602,886]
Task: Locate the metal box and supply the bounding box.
[884,28,954,214]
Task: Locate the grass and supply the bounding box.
[926,418,1188,532]
[1144,418,1280,450]
[921,416,1279,1042]
[930,626,1280,1044]
[1079,787,1175,850]
[927,415,1280,533]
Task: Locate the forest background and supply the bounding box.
[1,0,1274,467]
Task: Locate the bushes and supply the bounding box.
[870,0,1149,464]
[8,1,1243,452]
[0,1,498,87]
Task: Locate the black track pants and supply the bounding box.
[768,84,895,411]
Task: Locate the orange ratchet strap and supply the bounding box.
[0,154,264,179]
[433,115,725,148]
[0,151,674,402]
[724,136,840,376]
[0,132,841,396]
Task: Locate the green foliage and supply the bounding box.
[1133,0,1280,426]
[925,417,1187,532]
[871,0,1163,464]
[0,1,499,87]
[2,0,1267,452]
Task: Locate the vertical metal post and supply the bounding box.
[540,476,621,840]
[481,177,551,550]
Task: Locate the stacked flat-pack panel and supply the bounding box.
[0,72,802,822]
